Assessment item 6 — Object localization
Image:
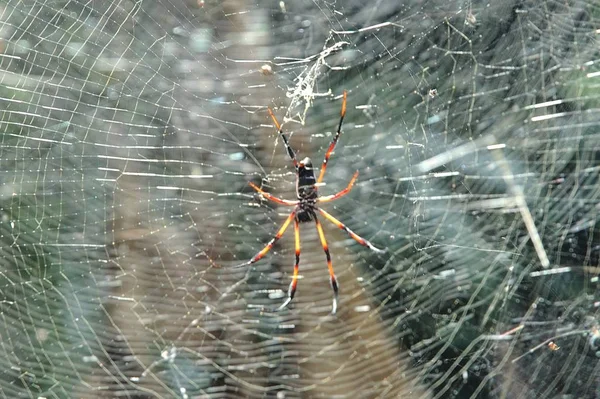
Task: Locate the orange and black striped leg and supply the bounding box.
[317,171,359,203]
[317,208,385,253]
[277,218,300,311]
[249,182,298,206]
[236,211,296,268]
[315,216,339,314]
[317,90,347,184]
[267,108,298,169]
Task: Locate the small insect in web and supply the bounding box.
[239,91,385,314]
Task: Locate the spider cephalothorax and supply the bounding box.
[239,91,384,314]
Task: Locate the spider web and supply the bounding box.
[1,0,599,398]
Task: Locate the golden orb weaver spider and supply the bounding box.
[240,91,385,314]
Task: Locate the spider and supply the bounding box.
[240,91,385,314]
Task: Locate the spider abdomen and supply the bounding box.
[296,205,316,223]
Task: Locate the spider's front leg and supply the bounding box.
[317,90,347,184]
[317,171,359,203]
[267,108,299,169]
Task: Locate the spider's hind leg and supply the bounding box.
[235,211,296,268]
[317,207,385,253]
[315,215,339,314]
[277,218,301,311]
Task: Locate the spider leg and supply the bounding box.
[237,210,296,267]
[316,207,385,253]
[317,171,359,203]
[315,215,339,314]
[267,108,298,169]
[317,90,347,184]
[249,182,298,206]
[277,218,300,311]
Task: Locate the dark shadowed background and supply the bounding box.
[1,0,599,398]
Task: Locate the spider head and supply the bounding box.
[298,158,315,179]
[299,157,313,170]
